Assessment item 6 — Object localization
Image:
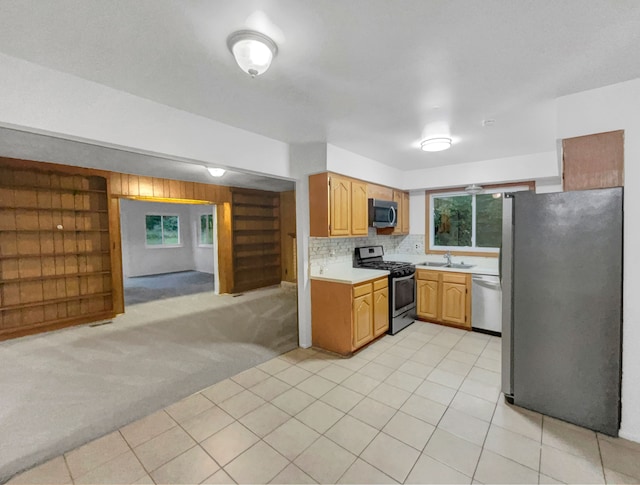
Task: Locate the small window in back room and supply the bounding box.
[145,215,180,246]
[200,214,214,246]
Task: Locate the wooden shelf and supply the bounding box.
[0,206,108,213]
[234,215,278,220]
[0,292,112,312]
[0,183,106,195]
[233,202,278,209]
[1,271,111,284]
[5,229,110,233]
[0,250,110,260]
[0,163,114,339]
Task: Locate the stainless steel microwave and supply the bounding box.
[368,198,398,228]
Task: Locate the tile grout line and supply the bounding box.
[117,428,157,484]
[384,327,474,483]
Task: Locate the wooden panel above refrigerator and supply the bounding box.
[563,130,624,191]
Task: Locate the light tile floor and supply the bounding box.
[8,322,640,484]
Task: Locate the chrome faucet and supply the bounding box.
[444,251,452,266]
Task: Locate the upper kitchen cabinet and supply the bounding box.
[392,190,410,235]
[309,172,368,237]
[563,130,624,191]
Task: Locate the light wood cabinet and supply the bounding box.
[309,172,369,237]
[351,180,369,236]
[392,190,410,235]
[353,292,373,348]
[417,277,439,320]
[311,276,389,355]
[373,278,389,337]
[416,269,471,329]
[329,175,351,236]
[401,191,410,234]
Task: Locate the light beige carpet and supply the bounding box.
[0,286,298,482]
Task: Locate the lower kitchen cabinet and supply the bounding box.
[416,269,471,329]
[311,276,389,355]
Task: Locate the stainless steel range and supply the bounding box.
[354,246,416,335]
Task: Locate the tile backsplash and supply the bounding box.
[309,229,425,268]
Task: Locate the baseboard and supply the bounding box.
[472,327,502,337]
[618,429,640,444]
[280,281,297,290]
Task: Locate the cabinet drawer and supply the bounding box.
[417,269,439,281]
[442,272,468,284]
[353,282,372,298]
[373,278,388,291]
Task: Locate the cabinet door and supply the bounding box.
[392,190,403,235]
[353,292,373,349]
[401,192,410,234]
[441,281,469,326]
[417,279,439,320]
[373,287,389,337]
[351,180,369,236]
[330,176,351,236]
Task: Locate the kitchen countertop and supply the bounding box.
[386,253,499,276]
[309,266,390,285]
[310,253,499,283]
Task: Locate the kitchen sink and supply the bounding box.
[420,261,476,269]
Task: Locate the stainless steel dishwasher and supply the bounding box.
[472,274,502,335]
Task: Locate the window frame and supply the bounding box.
[144,213,182,248]
[198,213,214,247]
[426,182,535,256]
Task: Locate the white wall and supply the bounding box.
[326,143,404,188]
[121,200,195,277]
[402,151,559,191]
[409,192,426,235]
[556,78,640,443]
[189,206,216,274]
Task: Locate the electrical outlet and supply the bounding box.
[415,244,420,249]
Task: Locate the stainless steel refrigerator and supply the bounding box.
[501,187,623,436]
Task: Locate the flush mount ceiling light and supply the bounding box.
[465,184,484,195]
[207,167,226,177]
[420,137,452,152]
[227,30,278,77]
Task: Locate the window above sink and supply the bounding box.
[426,182,533,256]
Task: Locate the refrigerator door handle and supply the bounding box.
[501,194,514,401]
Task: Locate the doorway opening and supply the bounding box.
[119,199,218,306]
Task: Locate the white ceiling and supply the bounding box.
[0,0,639,171]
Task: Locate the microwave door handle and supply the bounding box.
[390,206,397,225]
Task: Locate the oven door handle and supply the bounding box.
[392,272,415,282]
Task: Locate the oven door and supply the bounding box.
[392,273,416,317]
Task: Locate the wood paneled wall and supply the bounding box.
[280,191,297,283]
[109,173,232,204]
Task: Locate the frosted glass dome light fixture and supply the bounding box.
[227,30,278,77]
[420,137,452,152]
[207,167,226,177]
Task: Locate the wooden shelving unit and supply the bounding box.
[231,188,282,293]
[0,165,114,339]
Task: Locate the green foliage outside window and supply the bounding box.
[200,214,214,245]
[145,215,180,246]
[432,193,503,250]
